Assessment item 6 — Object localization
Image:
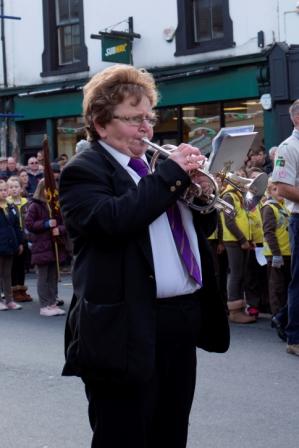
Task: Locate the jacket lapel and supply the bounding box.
[90,142,155,272]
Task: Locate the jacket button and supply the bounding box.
[176,180,182,187]
[170,186,176,192]
[149,274,154,280]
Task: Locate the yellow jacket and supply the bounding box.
[221,187,250,242]
[262,199,291,256]
[247,205,263,244]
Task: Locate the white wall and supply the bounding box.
[1,0,299,88]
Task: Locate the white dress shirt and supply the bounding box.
[100,140,202,298]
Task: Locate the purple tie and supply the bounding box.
[128,157,202,285]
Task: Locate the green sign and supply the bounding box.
[101,36,131,64]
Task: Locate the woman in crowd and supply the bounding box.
[25,179,66,317]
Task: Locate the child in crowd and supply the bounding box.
[245,167,269,317]
[0,180,23,311]
[7,176,32,302]
[18,168,30,197]
[25,179,66,317]
[261,179,291,341]
[220,178,256,324]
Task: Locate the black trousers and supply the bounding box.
[83,294,202,448]
[11,249,26,287]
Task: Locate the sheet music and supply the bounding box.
[207,125,257,174]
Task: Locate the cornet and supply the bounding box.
[142,137,235,215]
[142,137,268,216]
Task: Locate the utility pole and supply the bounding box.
[0,1,21,157]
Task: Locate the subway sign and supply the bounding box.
[101,36,131,64]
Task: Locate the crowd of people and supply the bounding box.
[1,63,299,448]
[207,101,299,361]
[211,162,290,338]
[0,111,295,336]
[0,150,71,315]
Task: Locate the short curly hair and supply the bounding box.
[83,64,158,141]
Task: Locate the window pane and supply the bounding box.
[153,108,179,145]
[70,0,80,19]
[183,104,221,155]
[58,24,80,64]
[193,0,211,43]
[212,0,224,39]
[57,0,69,22]
[57,116,85,158]
[155,108,179,133]
[25,133,45,148]
[58,25,72,64]
[193,0,224,42]
[72,24,81,60]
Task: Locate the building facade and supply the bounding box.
[1,0,299,162]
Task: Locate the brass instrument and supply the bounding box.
[142,137,268,216]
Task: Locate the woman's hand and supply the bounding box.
[169,144,206,173]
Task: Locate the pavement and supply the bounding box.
[1,273,299,448]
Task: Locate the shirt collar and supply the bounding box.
[99,140,149,169]
[292,128,299,141]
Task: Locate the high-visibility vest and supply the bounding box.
[221,188,250,242]
[262,200,291,256]
[247,205,263,244]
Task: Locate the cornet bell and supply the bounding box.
[244,172,268,210]
[224,171,268,211]
[142,137,236,216]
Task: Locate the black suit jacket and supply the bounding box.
[59,141,229,383]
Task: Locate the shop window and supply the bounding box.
[41,0,88,77]
[21,120,47,162]
[182,104,221,155]
[56,116,85,158]
[154,108,180,146]
[176,0,234,56]
[223,99,264,150]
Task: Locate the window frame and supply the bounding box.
[41,0,88,77]
[175,0,234,56]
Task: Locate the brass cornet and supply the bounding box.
[142,137,268,216]
[142,137,235,216]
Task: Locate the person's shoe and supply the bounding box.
[246,305,260,317]
[271,316,287,342]
[6,301,22,310]
[16,286,33,302]
[0,301,8,311]
[40,306,66,317]
[13,290,33,302]
[286,344,299,356]
[56,298,64,306]
[229,310,256,324]
[228,300,256,324]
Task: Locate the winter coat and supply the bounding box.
[27,172,43,196]
[25,198,67,265]
[0,204,23,256]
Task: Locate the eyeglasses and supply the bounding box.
[29,162,38,165]
[113,114,157,128]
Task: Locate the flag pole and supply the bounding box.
[46,202,61,282]
[42,136,62,282]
